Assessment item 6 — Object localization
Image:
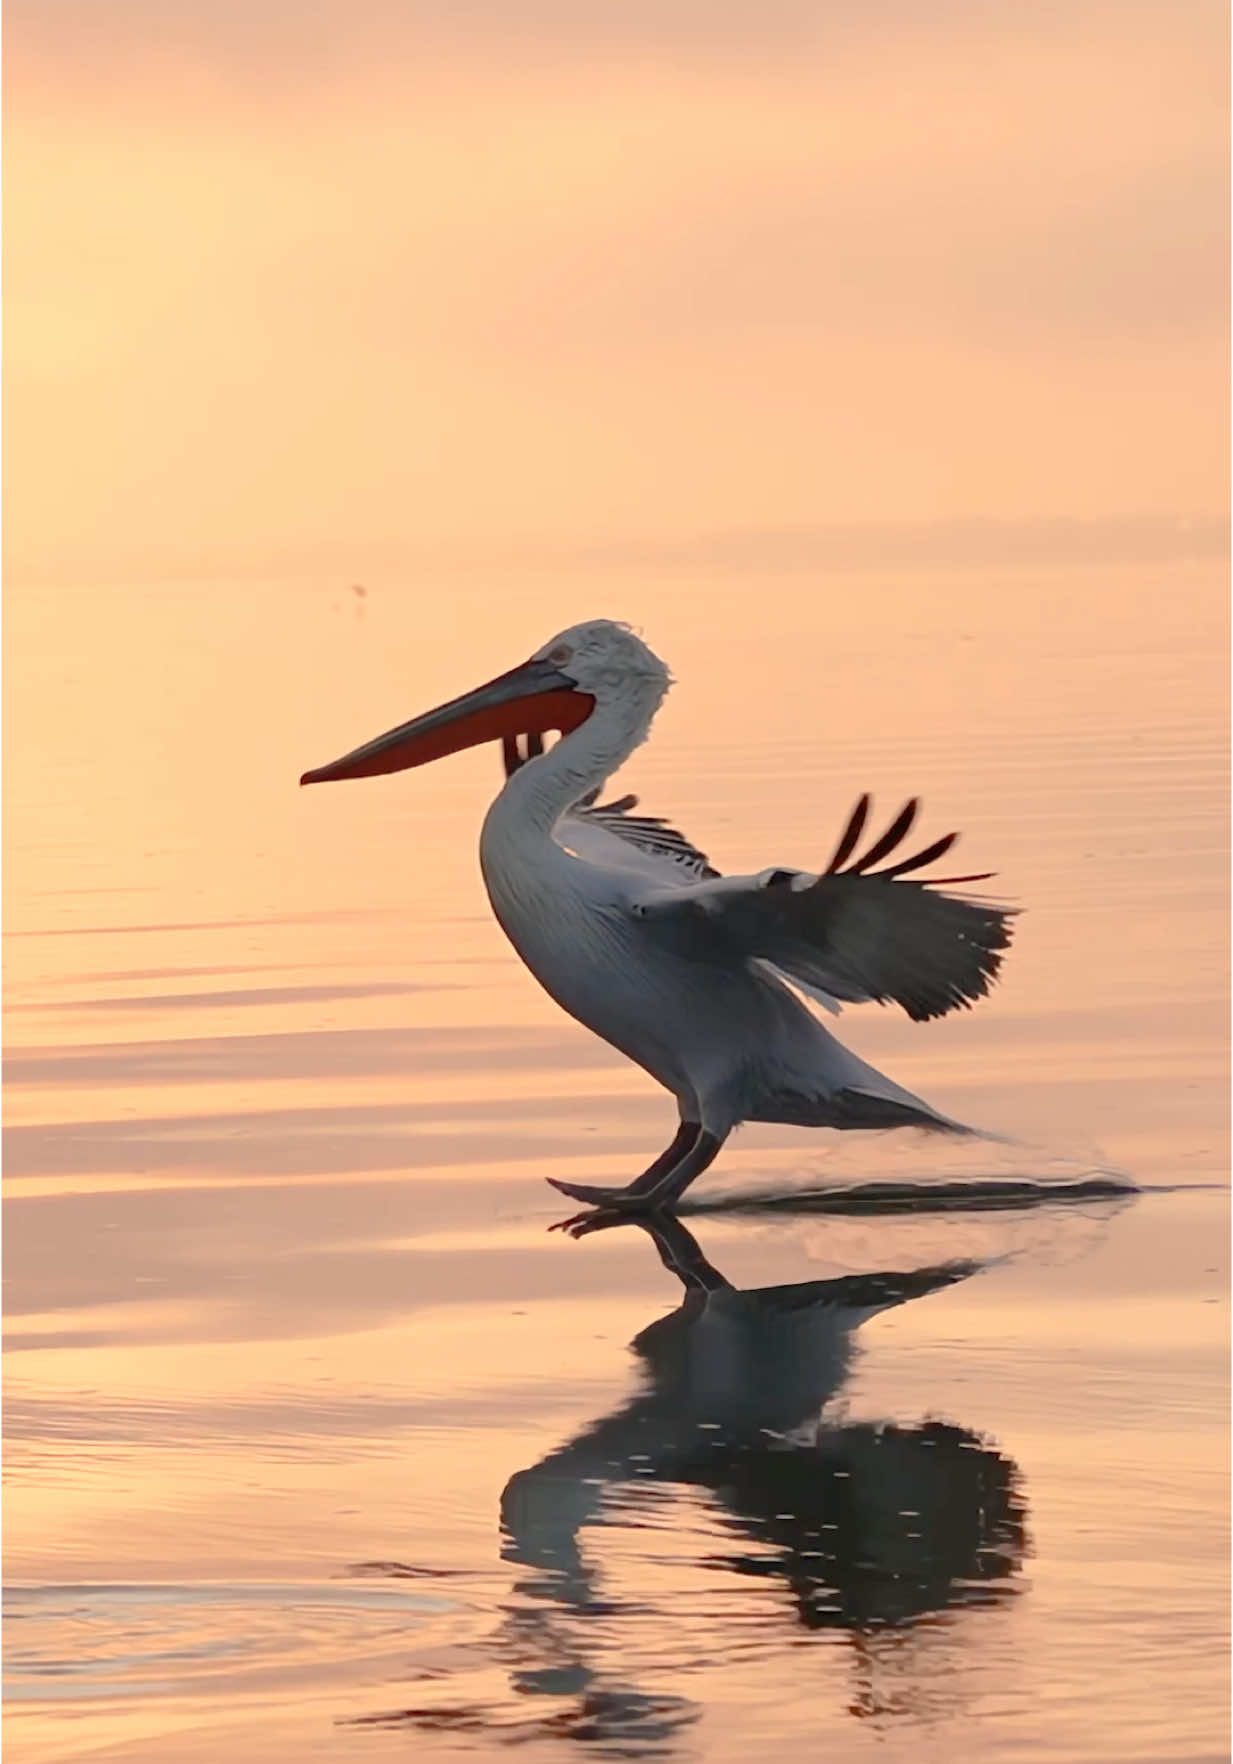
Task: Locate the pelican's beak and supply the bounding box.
[300,657,593,785]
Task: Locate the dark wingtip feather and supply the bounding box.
[826,794,871,874]
[876,830,959,879]
[848,799,919,874]
[926,871,998,886]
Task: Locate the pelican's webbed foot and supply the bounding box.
[546,1179,663,1212]
[545,1126,725,1214]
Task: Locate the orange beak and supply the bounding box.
[299,657,594,786]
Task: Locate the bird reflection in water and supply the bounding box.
[352,1211,1026,1750]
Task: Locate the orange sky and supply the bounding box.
[4,0,1228,586]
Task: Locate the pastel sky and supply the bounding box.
[5,0,1228,584]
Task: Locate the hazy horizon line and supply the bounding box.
[6,511,1228,592]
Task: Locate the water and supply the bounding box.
[4,561,1228,1762]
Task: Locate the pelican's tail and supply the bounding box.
[826,1086,973,1135]
[747,1018,973,1136]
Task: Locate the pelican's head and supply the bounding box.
[535,618,671,703]
[300,618,669,786]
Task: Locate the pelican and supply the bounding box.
[301,619,1015,1211]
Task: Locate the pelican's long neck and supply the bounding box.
[488,679,666,840]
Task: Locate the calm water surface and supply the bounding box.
[4,563,1229,1761]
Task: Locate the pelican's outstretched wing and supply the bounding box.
[634,796,1016,1023]
[503,734,718,884]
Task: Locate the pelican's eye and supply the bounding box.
[548,644,574,666]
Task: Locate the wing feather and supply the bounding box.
[825,793,871,873]
[876,831,958,878]
[570,801,719,879]
[846,799,918,873]
[636,798,1015,1023]
[502,749,1014,1022]
[502,735,718,883]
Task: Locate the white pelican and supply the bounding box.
[301,619,1015,1211]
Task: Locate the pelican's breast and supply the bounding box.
[480,811,700,1090]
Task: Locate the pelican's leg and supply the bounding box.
[547,1121,698,1209]
[546,1123,724,1213]
[634,1128,724,1208]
